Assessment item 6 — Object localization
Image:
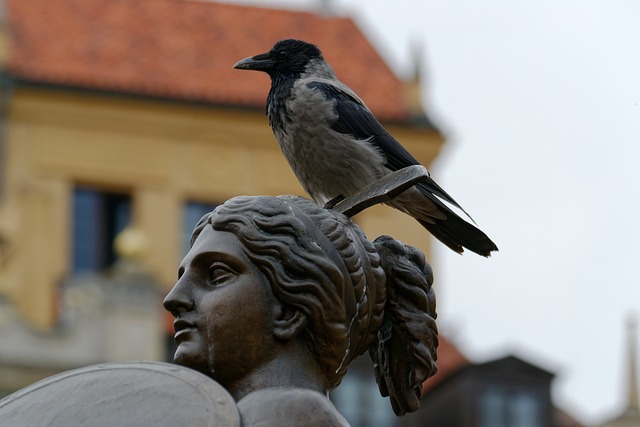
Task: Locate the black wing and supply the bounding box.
[306,81,472,219]
[306,81,419,171]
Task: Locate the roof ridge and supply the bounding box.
[181,0,350,20]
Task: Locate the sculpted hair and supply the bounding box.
[191,195,438,414]
[370,236,438,416]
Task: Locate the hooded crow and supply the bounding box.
[234,39,498,256]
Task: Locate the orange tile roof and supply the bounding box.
[5,0,409,121]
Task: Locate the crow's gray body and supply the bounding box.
[272,76,386,205]
[273,71,445,220]
[234,39,497,256]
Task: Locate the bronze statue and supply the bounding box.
[0,170,439,426]
[163,195,438,426]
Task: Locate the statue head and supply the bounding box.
[163,195,438,415]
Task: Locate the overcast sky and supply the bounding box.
[223,1,640,424]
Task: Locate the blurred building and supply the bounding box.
[414,354,556,427]
[332,335,469,426]
[0,0,443,396]
[0,227,164,396]
[333,338,584,427]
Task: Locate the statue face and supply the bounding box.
[163,227,278,387]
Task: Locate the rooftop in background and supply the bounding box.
[4,0,411,122]
[422,335,470,394]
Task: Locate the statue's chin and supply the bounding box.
[172,342,208,374]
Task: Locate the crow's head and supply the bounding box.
[233,39,324,78]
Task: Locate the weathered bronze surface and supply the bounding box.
[0,361,240,427]
[163,193,438,425]
[331,165,430,217]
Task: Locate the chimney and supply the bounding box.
[626,314,639,413]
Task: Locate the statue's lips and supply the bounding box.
[173,319,197,340]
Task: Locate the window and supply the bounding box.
[511,393,542,427]
[182,201,218,257]
[479,388,507,427]
[72,187,131,273]
[331,368,394,427]
[479,386,542,427]
[331,374,363,425]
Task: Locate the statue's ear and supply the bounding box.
[272,306,307,342]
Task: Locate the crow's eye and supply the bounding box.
[278,50,288,58]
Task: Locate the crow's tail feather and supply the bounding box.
[413,176,498,256]
[417,214,498,257]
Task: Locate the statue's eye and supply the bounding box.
[209,263,236,286]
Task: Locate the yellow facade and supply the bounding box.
[0,86,444,329]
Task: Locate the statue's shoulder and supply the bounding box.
[0,361,240,427]
[238,387,349,427]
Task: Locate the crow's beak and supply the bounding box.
[233,52,274,71]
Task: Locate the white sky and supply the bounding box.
[224,1,640,424]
